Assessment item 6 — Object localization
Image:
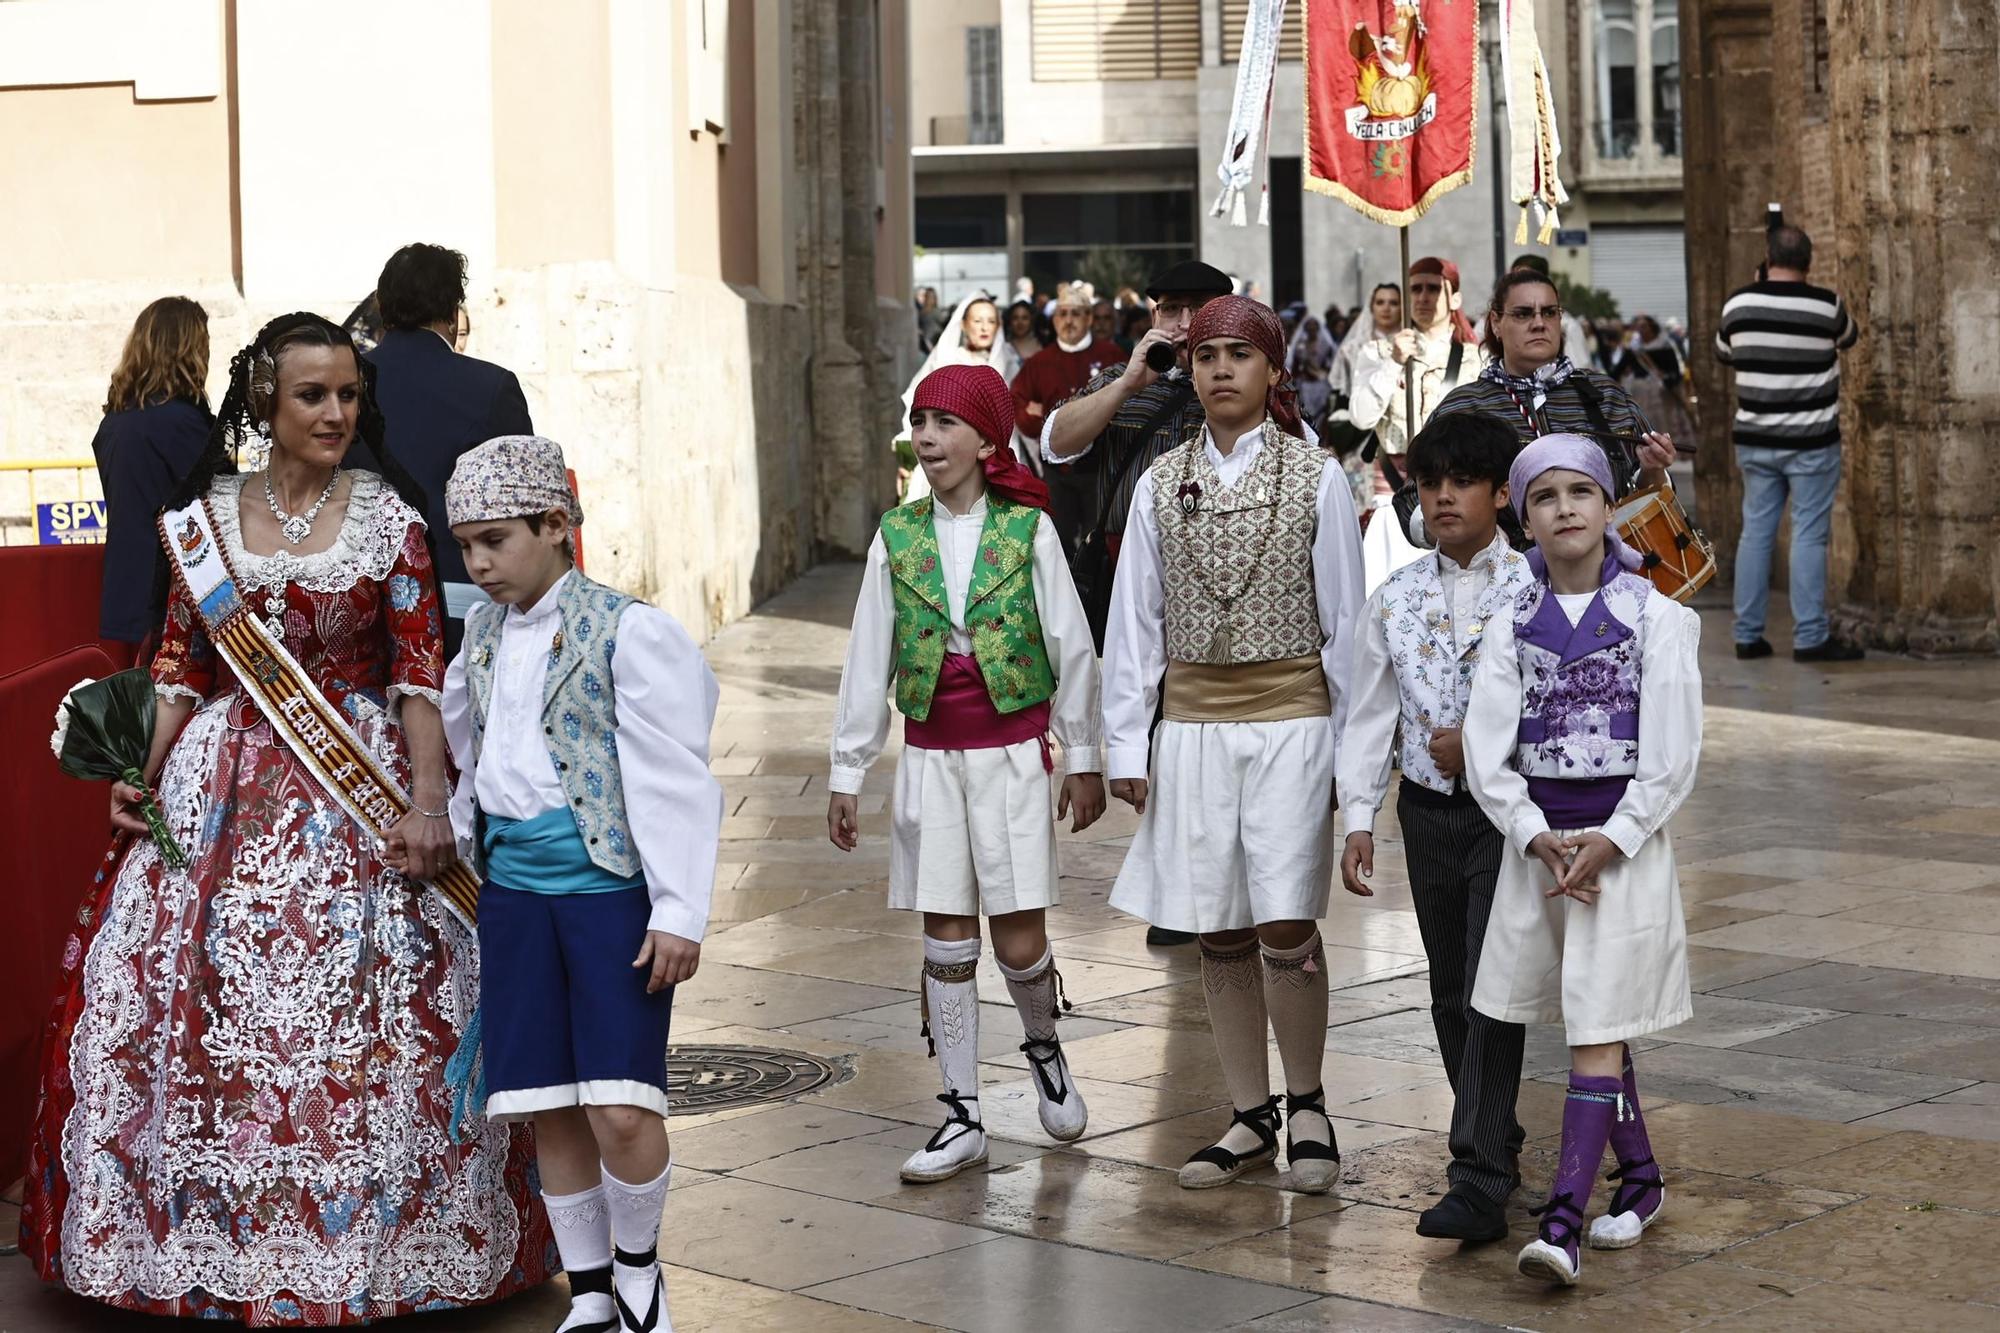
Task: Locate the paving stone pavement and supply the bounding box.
[6,564,1999,1332]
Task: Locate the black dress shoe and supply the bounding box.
[1794,638,1864,662]
[1146,926,1196,946]
[1734,638,1773,660]
[1416,1186,1509,1242]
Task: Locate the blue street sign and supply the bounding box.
[1555,228,1589,247]
[37,499,108,546]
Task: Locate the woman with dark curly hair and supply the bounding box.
[21,313,555,1325]
[92,296,215,659]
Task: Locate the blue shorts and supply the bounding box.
[477,881,675,1120]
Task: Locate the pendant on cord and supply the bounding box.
[1177,480,1202,517]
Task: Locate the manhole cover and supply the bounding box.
[665,1044,839,1114]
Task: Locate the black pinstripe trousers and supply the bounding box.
[1397,781,1527,1203]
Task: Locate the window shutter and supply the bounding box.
[1220,0,1304,64]
[1030,0,1201,83]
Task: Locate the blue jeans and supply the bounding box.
[1732,444,1842,649]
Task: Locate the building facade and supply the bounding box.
[915,0,1496,314]
[911,0,1690,333]
[0,0,913,638]
[1539,0,1692,323]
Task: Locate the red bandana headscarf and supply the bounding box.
[909,363,1051,511]
[1410,256,1481,345]
[1184,295,1304,438]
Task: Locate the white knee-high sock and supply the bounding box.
[543,1183,616,1331]
[603,1161,671,1331]
[996,944,1064,1042]
[922,934,983,1108]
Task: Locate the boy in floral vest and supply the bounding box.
[440,435,724,1333]
[1337,414,1535,1242]
[827,363,1106,1184]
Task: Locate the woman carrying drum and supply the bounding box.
[1411,270,1712,600]
[1428,269,1679,494]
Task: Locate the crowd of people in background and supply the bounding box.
[907,259,1697,597]
[912,275,1696,491]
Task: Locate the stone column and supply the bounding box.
[1681,0,1775,556]
[1825,0,2000,652]
[799,0,898,559]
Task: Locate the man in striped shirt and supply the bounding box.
[1714,225,1862,662]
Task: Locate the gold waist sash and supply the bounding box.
[1162,655,1330,724]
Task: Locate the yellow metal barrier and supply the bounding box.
[0,459,102,546]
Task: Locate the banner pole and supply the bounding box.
[1400,223,1416,446]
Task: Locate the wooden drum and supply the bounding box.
[1613,485,1716,603]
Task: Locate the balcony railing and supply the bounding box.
[1581,113,1681,188]
[1591,115,1681,161]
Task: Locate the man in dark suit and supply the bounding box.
[360,242,534,654]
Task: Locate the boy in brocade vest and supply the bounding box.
[826,363,1106,1184]
[1462,433,1703,1286]
[1338,413,1536,1243]
[1101,295,1365,1194]
[440,435,724,1333]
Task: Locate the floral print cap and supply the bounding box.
[445,434,584,529]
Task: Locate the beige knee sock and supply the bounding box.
[1201,935,1273,1154]
[1262,932,1331,1144]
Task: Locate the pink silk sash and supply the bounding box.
[905,653,1052,768]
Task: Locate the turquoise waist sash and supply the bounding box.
[483,807,646,896]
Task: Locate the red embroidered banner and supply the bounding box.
[1303,0,1479,225]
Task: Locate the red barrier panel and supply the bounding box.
[0,644,118,1184]
[0,545,106,678]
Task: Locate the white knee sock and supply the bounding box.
[603,1161,671,1331]
[922,934,984,1109]
[543,1183,616,1331]
[996,944,1063,1042]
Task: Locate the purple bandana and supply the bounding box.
[1508,433,1644,578]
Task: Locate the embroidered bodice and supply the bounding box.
[1510,568,1652,781]
[152,471,446,724]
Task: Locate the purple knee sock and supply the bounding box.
[1534,1073,1622,1262]
[1604,1046,1664,1220]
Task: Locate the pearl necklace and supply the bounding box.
[265,468,340,546]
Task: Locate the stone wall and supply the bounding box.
[1683,0,2000,654]
[0,269,877,642]
[0,0,911,643]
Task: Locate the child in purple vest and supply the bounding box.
[1461,433,1703,1286]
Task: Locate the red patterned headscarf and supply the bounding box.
[1410,256,1481,344]
[1184,294,1305,438]
[909,363,1051,511]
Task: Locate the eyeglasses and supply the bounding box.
[1504,305,1563,322]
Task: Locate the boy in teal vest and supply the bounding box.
[440,435,723,1333]
[827,364,1106,1184]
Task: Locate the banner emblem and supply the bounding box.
[1305,0,1477,224]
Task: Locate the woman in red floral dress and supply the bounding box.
[21,314,553,1324]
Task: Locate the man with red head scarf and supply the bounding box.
[1349,256,1488,590]
[1100,294,1366,1196]
[826,362,1107,1185]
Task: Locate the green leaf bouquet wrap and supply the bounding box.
[49,669,188,870]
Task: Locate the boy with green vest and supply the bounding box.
[440,435,723,1333]
[827,363,1106,1184]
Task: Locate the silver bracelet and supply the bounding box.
[411,800,449,819]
